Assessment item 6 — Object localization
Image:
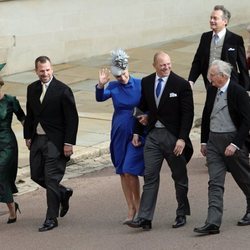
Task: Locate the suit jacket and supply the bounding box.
[24,77,78,154]
[189,29,250,90]
[201,80,250,151]
[135,71,194,163]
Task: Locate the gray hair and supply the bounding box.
[210,60,232,78]
[214,5,231,24]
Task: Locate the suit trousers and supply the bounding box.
[206,132,250,226]
[30,135,67,219]
[138,128,190,221]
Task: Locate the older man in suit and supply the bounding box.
[127,51,194,230]
[188,5,250,90]
[24,56,78,232]
[194,60,250,235]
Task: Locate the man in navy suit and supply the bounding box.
[189,5,250,90]
[24,56,78,232]
[127,51,194,230]
[194,60,250,235]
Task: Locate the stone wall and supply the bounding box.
[0,0,250,74]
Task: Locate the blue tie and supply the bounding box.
[156,78,163,98]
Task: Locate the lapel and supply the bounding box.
[207,87,217,114]
[33,81,43,109]
[157,72,174,110]
[205,31,213,56]
[146,73,158,110]
[40,77,57,110]
[225,80,234,108]
[221,29,231,60]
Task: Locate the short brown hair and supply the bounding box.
[35,56,51,69]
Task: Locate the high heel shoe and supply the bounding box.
[15,202,21,214]
[7,202,21,224]
[123,211,138,225]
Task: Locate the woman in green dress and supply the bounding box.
[0,76,25,223]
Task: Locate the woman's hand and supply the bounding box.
[132,134,142,147]
[138,114,148,126]
[97,68,111,88]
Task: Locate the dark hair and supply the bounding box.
[214,5,231,24]
[35,56,51,69]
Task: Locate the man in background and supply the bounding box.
[188,5,250,90]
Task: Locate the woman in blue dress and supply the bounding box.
[96,49,144,223]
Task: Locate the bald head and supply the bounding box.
[153,51,172,77]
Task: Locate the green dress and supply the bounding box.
[0,94,25,203]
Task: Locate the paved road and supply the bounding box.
[1,143,250,250]
[1,24,249,249]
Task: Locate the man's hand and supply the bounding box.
[200,144,207,157]
[224,144,237,156]
[25,139,31,150]
[132,134,142,147]
[64,144,73,157]
[173,139,185,156]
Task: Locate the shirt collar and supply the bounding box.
[156,75,168,82]
[213,28,226,39]
[219,78,230,93]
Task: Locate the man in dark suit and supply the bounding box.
[188,5,250,90]
[194,60,250,235]
[24,56,78,232]
[127,51,194,230]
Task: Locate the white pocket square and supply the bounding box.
[169,92,177,97]
[228,48,235,51]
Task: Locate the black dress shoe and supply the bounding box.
[237,212,250,226]
[60,188,73,217]
[126,217,152,230]
[194,223,220,234]
[39,218,58,232]
[172,215,186,228]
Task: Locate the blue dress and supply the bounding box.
[96,76,144,176]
